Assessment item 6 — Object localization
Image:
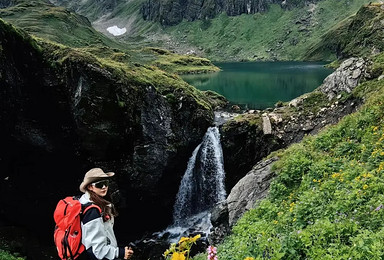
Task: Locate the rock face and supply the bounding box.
[220,115,281,191]
[49,0,117,17]
[141,0,323,25]
[226,157,277,226]
[0,0,14,8]
[141,0,274,26]
[208,157,277,244]
[318,57,372,99]
[0,19,214,256]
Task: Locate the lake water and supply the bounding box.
[182,61,334,110]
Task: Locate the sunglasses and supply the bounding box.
[91,180,110,189]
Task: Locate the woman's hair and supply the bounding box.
[87,187,118,221]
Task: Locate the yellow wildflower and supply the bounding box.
[273,220,278,224]
[171,252,185,260]
[363,184,368,190]
[178,237,189,244]
[244,257,255,260]
[191,234,201,243]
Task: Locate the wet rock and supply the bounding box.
[208,201,230,245]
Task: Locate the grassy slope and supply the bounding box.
[163,0,371,62]
[0,0,122,48]
[192,52,384,259]
[305,3,384,60]
[0,0,219,74]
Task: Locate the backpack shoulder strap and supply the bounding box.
[81,202,101,214]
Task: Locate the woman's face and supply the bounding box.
[88,179,109,197]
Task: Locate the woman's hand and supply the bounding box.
[124,246,134,259]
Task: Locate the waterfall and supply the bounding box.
[156,127,226,242]
[173,126,226,225]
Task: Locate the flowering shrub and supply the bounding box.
[164,234,201,260]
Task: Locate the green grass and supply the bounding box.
[143,47,220,74]
[0,250,25,260]
[202,69,384,259]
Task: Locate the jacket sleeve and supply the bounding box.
[81,208,125,260]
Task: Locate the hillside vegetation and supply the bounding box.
[193,3,384,259]
[165,0,372,61]
[305,3,384,60]
[213,70,384,259]
[0,0,219,74]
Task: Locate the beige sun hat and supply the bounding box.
[79,168,115,193]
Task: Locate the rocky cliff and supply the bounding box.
[0,18,224,257]
[141,0,322,25]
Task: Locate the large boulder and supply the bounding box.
[227,157,278,226]
[318,57,372,99]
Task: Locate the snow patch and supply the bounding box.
[106,25,127,36]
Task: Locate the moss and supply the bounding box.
[371,52,384,78]
[143,46,220,74]
[144,47,172,55]
[233,113,263,127]
[202,90,228,109]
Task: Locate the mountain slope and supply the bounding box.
[305,2,384,60]
[0,0,123,48]
[164,0,373,61]
[0,0,220,73]
[49,0,373,61]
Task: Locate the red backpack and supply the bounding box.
[53,196,101,260]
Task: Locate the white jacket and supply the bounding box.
[79,192,124,260]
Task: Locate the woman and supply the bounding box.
[78,168,134,260]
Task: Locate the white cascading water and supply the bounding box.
[156,126,226,242]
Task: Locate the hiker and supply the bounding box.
[78,168,134,260]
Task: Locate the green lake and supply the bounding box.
[182,61,334,109]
